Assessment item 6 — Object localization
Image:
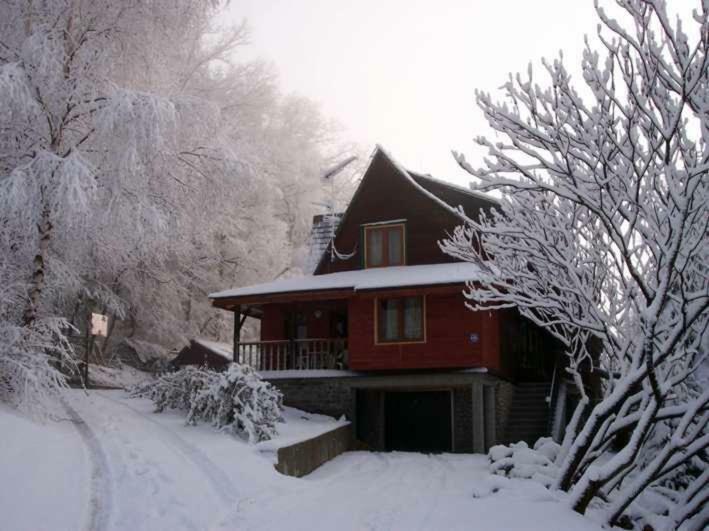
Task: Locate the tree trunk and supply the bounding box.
[22,198,52,327]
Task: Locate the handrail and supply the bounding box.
[236,338,348,371]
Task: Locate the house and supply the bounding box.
[170,339,233,371]
[210,146,563,453]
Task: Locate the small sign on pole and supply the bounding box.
[90,313,108,337]
[85,313,108,389]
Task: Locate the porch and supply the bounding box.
[237,338,348,371]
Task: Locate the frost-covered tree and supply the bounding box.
[0,0,181,412]
[442,1,708,527]
[1,0,358,412]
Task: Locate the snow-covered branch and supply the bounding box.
[444,1,708,527]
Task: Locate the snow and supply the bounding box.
[361,218,407,226]
[87,364,154,389]
[194,338,233,360]
[0,403,88,531]
[1,389,608,531]
[256,407,349,457]
[210,261,486,299]
[258,369,362,379]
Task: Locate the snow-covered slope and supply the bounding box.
[1,390,606,531]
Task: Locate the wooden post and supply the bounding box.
[233,306,242,364]
[84,324,91,388]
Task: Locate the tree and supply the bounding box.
[0,0,358,412]
[442,1,708,527]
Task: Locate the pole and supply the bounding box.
[84,320,92,388]
[233,306,241,364]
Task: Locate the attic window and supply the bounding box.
[364,223,405,268]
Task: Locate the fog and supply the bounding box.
[228,0,603,184]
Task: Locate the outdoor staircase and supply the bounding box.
[503,382,552,446]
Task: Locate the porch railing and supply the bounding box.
[237,338,348,371]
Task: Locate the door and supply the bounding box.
[384,391,452,453]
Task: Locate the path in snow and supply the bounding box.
[97,393,238,505]
[61,396,113,531]
[66,391,240,531]
[5,390,605,531]
[215,450,601,531]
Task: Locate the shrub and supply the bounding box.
[133,364,283,443]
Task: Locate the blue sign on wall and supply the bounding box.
[468,333,479,344]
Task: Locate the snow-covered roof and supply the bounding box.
[407,170,499,206]
[194,339,233,360]
[210,262,486,300]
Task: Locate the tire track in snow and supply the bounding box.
[95,392,238,506]
[61,396,113,531]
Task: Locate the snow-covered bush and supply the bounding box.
[0,275,78,418]
[488,439,561,488]
[133,364,283,443]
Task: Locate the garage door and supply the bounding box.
[385,391,452,453]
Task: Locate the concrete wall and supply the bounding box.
[275,424,353,477]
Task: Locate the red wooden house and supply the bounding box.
[210,146,562,453]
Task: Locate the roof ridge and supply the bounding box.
[408,171,499,205]
[374,145,473,223]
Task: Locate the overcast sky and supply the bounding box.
[224,1,678,186]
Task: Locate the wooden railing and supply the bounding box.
[237,338,348,371]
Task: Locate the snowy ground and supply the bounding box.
[1,390,604,531]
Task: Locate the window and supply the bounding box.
[364,223,405,268]
[376,296,425,343]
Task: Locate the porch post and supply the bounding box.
[472,381,485,453]
[233,305,241,363]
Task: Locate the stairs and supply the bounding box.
[503,382,551,446]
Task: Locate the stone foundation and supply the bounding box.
[265,371,514,454]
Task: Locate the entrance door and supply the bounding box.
[385,391,452,453]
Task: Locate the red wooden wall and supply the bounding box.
[256,287,512,376]
[347,287,506,373]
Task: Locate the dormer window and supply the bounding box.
[363,222,405,268]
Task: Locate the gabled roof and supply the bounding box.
[209,146,497,308]
[313,145,496,275]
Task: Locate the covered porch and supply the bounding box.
[238,337,348,371]
[225,295,351,372]
[210,262,486,373]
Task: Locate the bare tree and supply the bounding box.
[442,1,708,527]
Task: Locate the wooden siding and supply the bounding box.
[347,288,503,372]
[254,287,520,376]
[316,152,464,275]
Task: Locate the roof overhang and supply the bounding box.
[210,262,489,311]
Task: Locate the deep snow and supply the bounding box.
[1,390,605,531]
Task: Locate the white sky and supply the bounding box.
[224,1,683,186]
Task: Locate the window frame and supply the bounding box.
[374,295,426,345]
[363,222,406,268]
